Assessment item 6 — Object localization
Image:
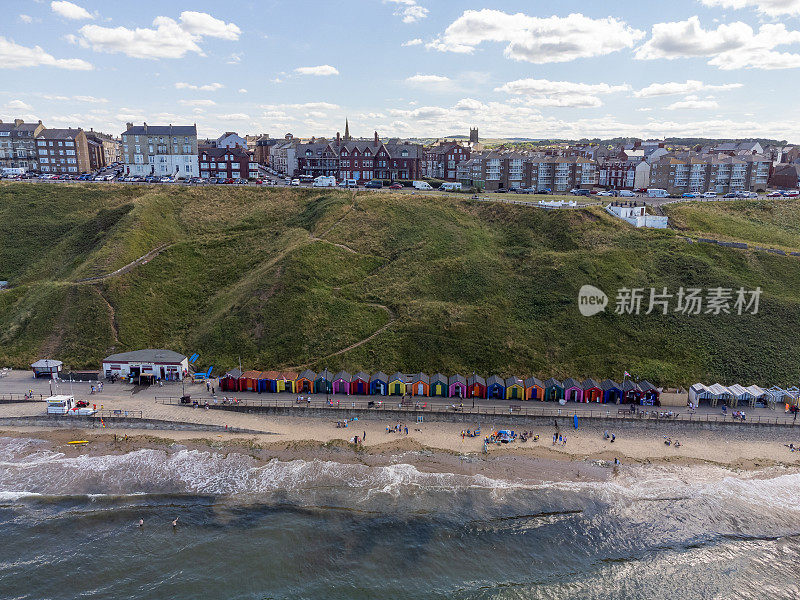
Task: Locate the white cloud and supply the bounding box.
[402,38,423,47]
[178,11,241,40]
[217,113,249,121]
[496,78,629,108]
[634,79,743,97]
[260,102,339,110]
[665,98,720,110]
[0,36,92,70]
[294,64,339,76]
[405,74,451,87]
[175,82,224,91]
[384,0,429,23]
[78,11,240,59]
[226,52,242,64]
[19,14,34,24]
[238,88,247,93]
[428,10,645,63]
[700,0,800,16]
[72,95,108,103]
[179,99,216,106]
[51,1,94,20]
[6,100,33,111]
[636,16,800,69]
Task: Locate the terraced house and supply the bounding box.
[0,119,45,172]
[121,123,198,178]
[458,154,596,192]
[650,153,771,194]
[35,128,92,174]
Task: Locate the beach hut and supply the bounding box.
[708,383,733,407]
[505,376,525,400]
[219,368,242,392]
[486,375,506,399]
[582,379,603,403]
[296,370,315,393]
[256,371,274,393]
[239,370,261,392]
[278,371,297,393]
[351,372,370,395]
[622,380,642,404]
[728,384,753,408]
[388,372,406,396]
[370,372,388,396]
[563,378,584,403]
[315,370,334,394]
[689,383,713,405]
[745,385,768,408]
[430,373,448,397]
[525,377,544,401]
[638,380,660,405]
[411,373,430,396]
[333,371,352,395]
[449,374,467,399]
[467,374,486,399]
[600,380,622,404]
[544,378,564,402]
[31,359,63,378]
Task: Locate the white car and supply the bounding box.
[702,191,717,198]
[160,177,173,183]
[290,179,301,186]
[597,191,613,197]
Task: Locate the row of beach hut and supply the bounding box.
[217,369,661,403]
[689,383,800,408]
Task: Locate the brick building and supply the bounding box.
[423,142,470,181]
[0,119,45,172]
[650,153,770,194]
[35,128,91,174]
[198,146,257,179]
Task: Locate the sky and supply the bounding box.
[1,0,798,141]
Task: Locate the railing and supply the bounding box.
[45,409,143,419]
[0,393,45,403]
[153,396,798,426]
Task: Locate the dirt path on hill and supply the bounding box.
[74,243,174,284]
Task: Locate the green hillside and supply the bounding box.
[1,183,799,387]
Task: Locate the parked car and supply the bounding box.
[723,192,737,198]
[618,190,635,198]
[767,191,783,197]
[682,193,698,198]
[388,183,403,190]
[160,177,173,183]
[495,188,508,193]
[571,189,591,196]
[235,178,248,185]
[290,179,300,186]
[596,191,614,197]
[364,180,383,189]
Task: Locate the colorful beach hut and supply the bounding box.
[600,379,622,404]
[277,371,297,393]
[370,372,388,396]
[638,380,660,405]
[315,370,334,394]
[430,373,448,397]
[563,378,584,403]
[333,371,352,395]
[467,374,486,399]
[411,373,430,396]
[525,377,544,401]
[388,372,406,396]
[351,372,370,395]
[486,375,505,399]
[544,378,564,402]
[256,371,274,393]
[449,374,467,399]
[505,376,524,400]
[582,378,603,403]
[296,370,315,393]
[219,368,242,392]
[622,380,642,404]
[239,370,261,392]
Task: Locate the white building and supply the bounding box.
[102,349,189,382]
[606,202,668,229]
[634,161,651,190]
[216,132,248,149]
[122,123,198,178]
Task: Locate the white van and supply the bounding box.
[338,179,358,188]
[312,176,337,187]
[647,188,668,198]
[413,181,433,190]
[618,190,635,197]
[702,191,717,198]
[439,182,462,191]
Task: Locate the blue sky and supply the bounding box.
[1,0,797,140]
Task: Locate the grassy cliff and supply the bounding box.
[1,183,799,387]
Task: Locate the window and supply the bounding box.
[182,144,191,153]
[135,145,141,153]
[40,157,49,163]
[134,136,139,142]
[66,150,75,156]
[37,140,46,146]
[122,135,128,142]
[401,150,408,157]
[65,141,74,147]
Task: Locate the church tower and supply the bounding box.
[344,118,351,141]
[470,127,479,143]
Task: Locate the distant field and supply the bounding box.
[1,183,799,387]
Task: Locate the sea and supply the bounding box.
[1,436,799,599]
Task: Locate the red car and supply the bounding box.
[388,183,403,190]
[223,178,235,184]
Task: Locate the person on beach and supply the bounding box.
[404,426,408,435]
[611,434,615,442]
[172,517,178,529]
[138,519,144,528]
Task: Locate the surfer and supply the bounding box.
[172,517,178,529]
[138,519,144,528]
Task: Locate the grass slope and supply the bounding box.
[1,183,799,387]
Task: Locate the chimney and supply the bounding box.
[14,119,23,127]
[374,131,379,145]
[336,131,340,145]
[143,122,148,133]
[126,122,133,131]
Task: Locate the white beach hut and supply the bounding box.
[708,383,733,407]
[689,383,713,405]
[727,384,754,408]
[745,385,768,408]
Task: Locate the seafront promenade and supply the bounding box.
[0,369,797,431]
